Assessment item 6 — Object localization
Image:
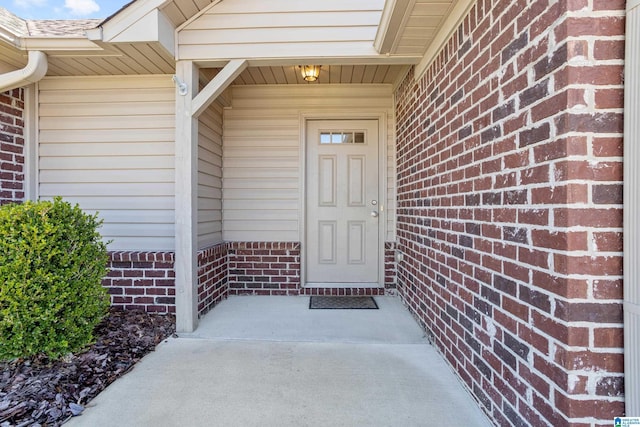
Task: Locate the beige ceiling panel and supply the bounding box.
[411,2,454,15]
[399,37,435,47]
[175,0,199,22]
[161,2,188,27]
[394,45,430,56]
[351,65,365,83]
[218,65,404,86]
[403,27,437,38]
[406,15,443,27]
[0,46,26,71]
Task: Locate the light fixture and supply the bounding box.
[172,75,188,96]
[299,65,321,82]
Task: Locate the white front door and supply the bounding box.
[305,119,380,286]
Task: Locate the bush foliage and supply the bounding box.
[0,197,110,360]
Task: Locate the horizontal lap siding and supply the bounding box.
[178,0,383,60]
[198,100,224,249]
[223,84,395,242]
[38,76,175,251]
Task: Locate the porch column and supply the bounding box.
[175,60,199,333]
[174,59,248,332]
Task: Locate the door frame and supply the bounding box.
[299,111,388,289]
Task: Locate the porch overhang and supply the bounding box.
[2,0,476,80]
[374,0,476,77]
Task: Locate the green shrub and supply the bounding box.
[0,197,110,360]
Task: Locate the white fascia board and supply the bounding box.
[20,38,103,51]
[374,0,413,54]
[414,0,474,80]
[0,28,19,48]
[157,9,175,58]
[86,27,102,41]
[101,0,171,42]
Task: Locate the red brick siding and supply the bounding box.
[227,241,395,296]
[394,0,624,425]
[0,89,25,205]
[102,240,394,312]
[103,252,175,313]
[228,242,301,295]
[197,243,228,315]
[385,242,397,289]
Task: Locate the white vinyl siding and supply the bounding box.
[198,100,224,249]
[38,75,175,251]
[223,84,395,242]
[178,0,384,61]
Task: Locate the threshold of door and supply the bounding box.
[301,284,386,296]
[304,282,382,288]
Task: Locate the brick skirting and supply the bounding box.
[103,251,175,313]
[197,243,228,315]
[228,242,301,295]
[103,241,396,312]
[384,242,396,289]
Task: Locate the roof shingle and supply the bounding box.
[0,7,101,38]
[26,19,101,37]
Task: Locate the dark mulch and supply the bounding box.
[0,309,176,427]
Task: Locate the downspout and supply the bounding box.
[0,50,48,93]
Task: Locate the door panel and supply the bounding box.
[306,119,379,285]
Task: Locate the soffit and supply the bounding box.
[44,43,175,76]
[0,43,27,72]
[160,0,215,27]
[201,65,406,86]
[377,0,458,56]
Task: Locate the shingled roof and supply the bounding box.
[0,7,101,38]
[26,19,101,37]
[0,7,28,37]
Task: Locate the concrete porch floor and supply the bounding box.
[67,296,492,426]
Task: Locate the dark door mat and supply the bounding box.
[309,296,378,310]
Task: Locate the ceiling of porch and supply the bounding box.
[202,65,406,86]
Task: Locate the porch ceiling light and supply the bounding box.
[299,65,321,82]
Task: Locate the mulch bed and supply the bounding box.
[0,309,176,427]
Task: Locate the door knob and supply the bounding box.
[371,210,379,218]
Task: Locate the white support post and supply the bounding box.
[175,60,199,333]
[174,59,246,332]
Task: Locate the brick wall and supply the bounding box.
[0,88,25,205]
[385,242,397,290]
[197,243,228,315]
[102,240,394,312]
[394,0,624,425]
[226,241,395,296]
[103,252,176,313]
[228,242,301,295]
